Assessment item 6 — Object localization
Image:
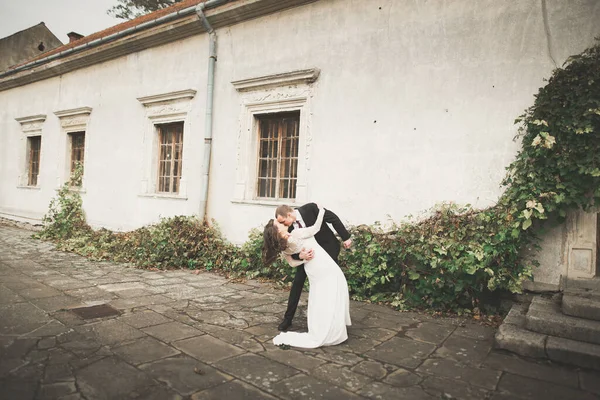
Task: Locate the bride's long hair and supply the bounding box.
[262,219,288,266]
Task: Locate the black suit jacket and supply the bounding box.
[288,203,351,261]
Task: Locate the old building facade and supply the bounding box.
[1,0,599,287]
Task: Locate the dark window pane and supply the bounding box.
[28,136,41,186]
[255,112,300,199]
[157,122,184,193]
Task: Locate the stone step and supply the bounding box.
[494,304,547,359]
[546,336,600,371]
[564,277,600,291]
[526,297,600,345]
[564,287,600,300]
[495,303,600,370]
[563,293,600,321]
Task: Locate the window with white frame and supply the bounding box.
[137,89,195,198]
[54,107,92,188]
[231,68,319,205]
[15,114,46,188]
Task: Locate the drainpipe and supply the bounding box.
[196,0,230,223]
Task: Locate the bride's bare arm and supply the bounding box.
[293,208,325,239]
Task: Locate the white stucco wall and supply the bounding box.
[1,0,599,251]
[0,36,210,230]
[208,0,600,242]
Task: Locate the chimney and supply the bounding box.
[67,32,84,43]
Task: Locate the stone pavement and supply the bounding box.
[0,226,598,400]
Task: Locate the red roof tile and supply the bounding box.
[10,0,204,70]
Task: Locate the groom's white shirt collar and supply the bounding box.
[294,209,304,227]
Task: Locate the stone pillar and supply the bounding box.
[566,210,597,279]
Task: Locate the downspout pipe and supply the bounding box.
[196,0,230,223]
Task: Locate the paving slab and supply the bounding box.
[316,347,366,367]
[75,357,156,399]
[312,363,373,392]
[0,302,51,335]
[109,294,174,309]
[38,381,77,398]
[0,378,38,400]
[191,379,278,400]
[497,372,598,400]
[173,335,245,363]
[118,310,172,328]
[579,370,600,395]
[416,358,502,390]
[29,295,80,312]
[142,321,204,342]
[350,360,389,380]
[0,286,26,303]
[214,353,299,391]
[269,373,364,400]
[483,352,579,388]
[75,319,146,346]
[129,384,184,400]
[139,355,232,395]
[17,286,63,300]
[404,321,455,344]
[421,375,490,400]
[433,333,493,366]
[365,337,436,368]
[358,381,437,400]
[112,337,181,365]
[43,363,75,383]
[382,368,423,387]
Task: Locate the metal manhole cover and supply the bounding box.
[70,304,120,319]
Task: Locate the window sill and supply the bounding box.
[138,193,188,201]
[17,185,41,190]
[231,199,297,207]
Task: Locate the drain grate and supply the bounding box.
[70,304,120,319]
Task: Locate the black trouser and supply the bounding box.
[283,252,339,321]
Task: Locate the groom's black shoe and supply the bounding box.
[278,318,292,331]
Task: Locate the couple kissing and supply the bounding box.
[262,202,352,349]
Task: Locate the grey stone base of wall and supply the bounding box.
[0,216,42,231]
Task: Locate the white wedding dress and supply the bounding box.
[272,208,351,348]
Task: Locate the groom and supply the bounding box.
[275,203,352,331]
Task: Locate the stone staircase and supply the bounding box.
[495,278,600,370]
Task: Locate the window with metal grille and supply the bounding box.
[157,122,184,194]
[27,136,41,186]
[256,112,299,199]
[69,131,85,186]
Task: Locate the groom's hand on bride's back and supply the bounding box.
[299,248,314,261]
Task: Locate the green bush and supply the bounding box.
[340,203,531,310]
[36,164,90,241]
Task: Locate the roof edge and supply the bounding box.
[0,0,320,92]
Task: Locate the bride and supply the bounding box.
[263,206,351,348]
